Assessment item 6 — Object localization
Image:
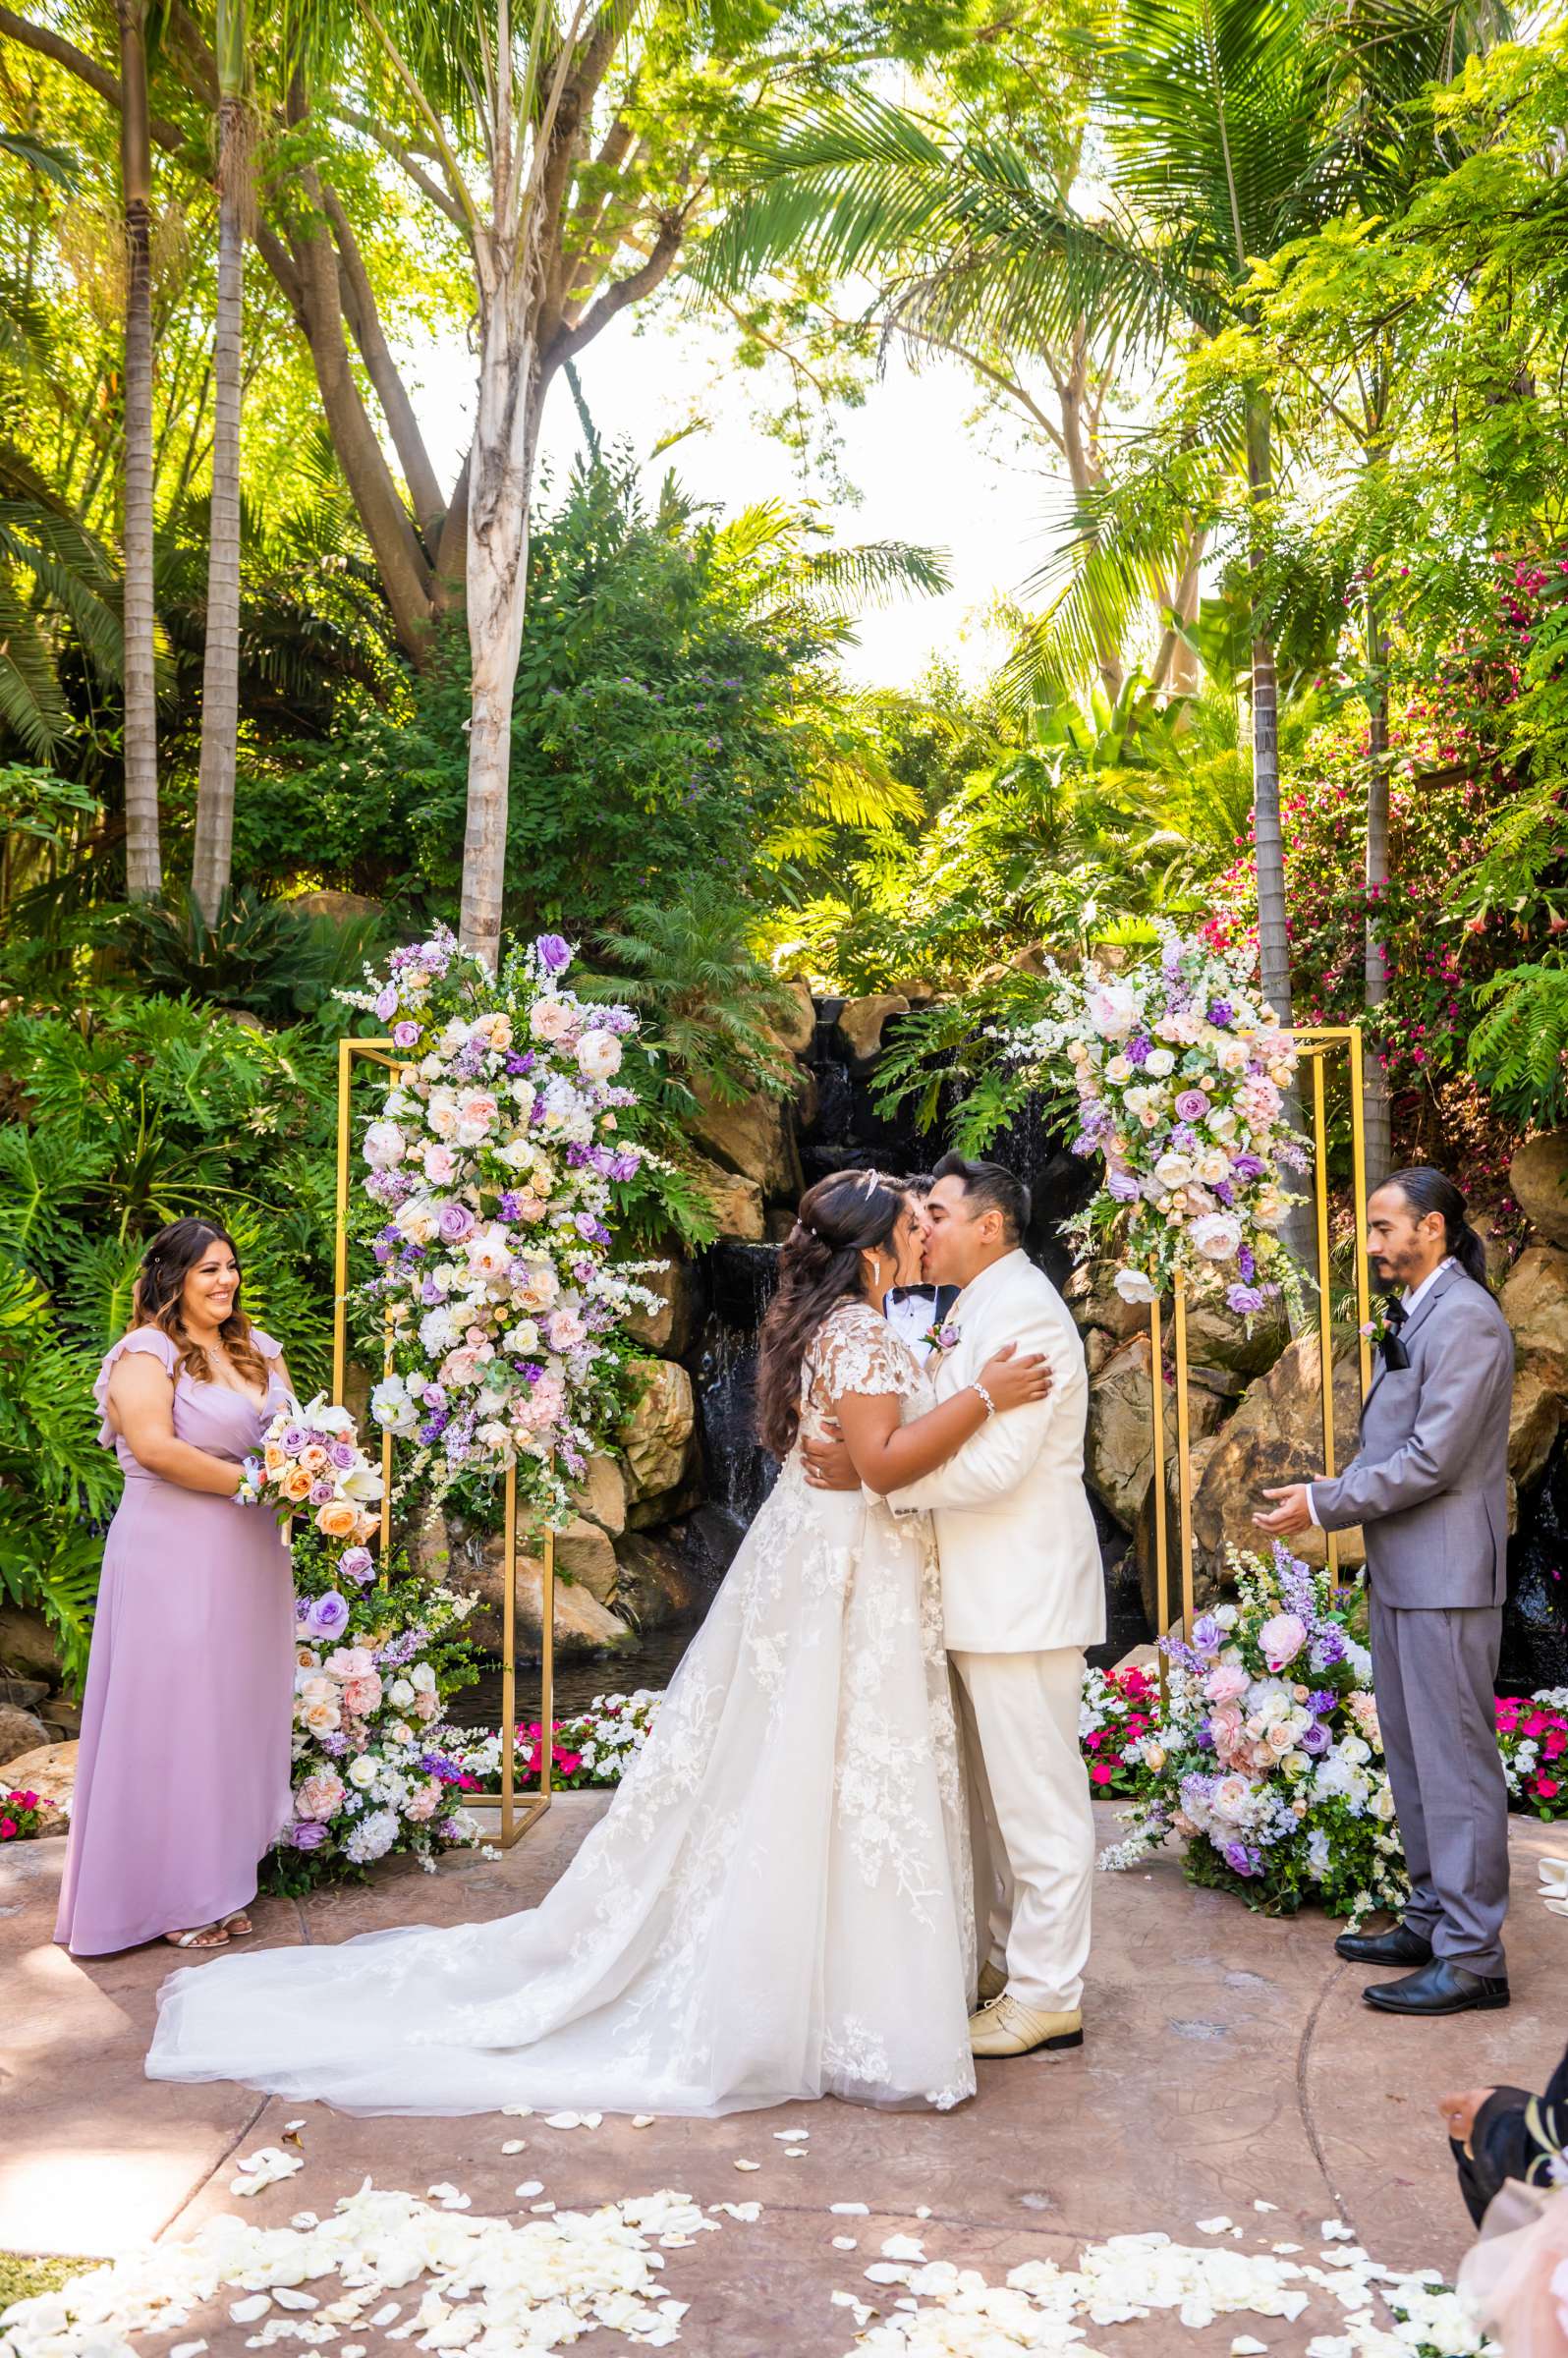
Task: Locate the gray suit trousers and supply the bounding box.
[1369,1592,1509,1976]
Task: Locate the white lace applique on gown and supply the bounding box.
[145,1299,977,2117]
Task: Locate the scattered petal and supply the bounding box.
[632,2115,656,2129]
[514,2181,543,2200]
[733,2160,761,2172]
[543,2111,582,2129]
[1197,2216,1233,2234]
[831,2202,870,2216]
[500,2140,527,2155]
[1254,2201,1278,2214]
[832,2237,860,2252]
[270,2290,317,2313]
[230,2297,271,2325]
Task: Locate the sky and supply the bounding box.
[402,305,1069,692]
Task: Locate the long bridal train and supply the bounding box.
[146,1302,977,2118]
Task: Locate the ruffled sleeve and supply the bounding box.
[92,1327,178,1446]
[810,1302,920,1403]
[251,1328,281,1361]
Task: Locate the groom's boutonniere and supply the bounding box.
[923,1319,962,1357]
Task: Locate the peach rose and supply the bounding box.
[264,1443,289,1478]
[295,1772,346,1821]
[324,1645,374,1680]
[315,1499,359,1540]
[343,1674,382,1715]
[280,1465,314,1502]
[299,1443,330,1475]
[302,1698,340,1736]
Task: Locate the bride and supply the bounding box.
[144,1167,1050,2118]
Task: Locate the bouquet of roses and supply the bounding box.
[999,924,1307,1313]
[266,1534,485,1891]
[1099,1544,1410,1925]
[236,1392,383,1548]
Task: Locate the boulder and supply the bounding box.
[570,1454,628,1540]
[1135,1433,1229,1632]
[0,1605,63,1684]
[1063,1259,1151,1345]
[0,1674,49,1712]
[1501,1245,1568,1359]
[1189,1332,1368,1580]
[554,1516,620,1604]
[1183,1292,1291,1379]
[412,1508,636,1659]
[612,1529,708,1628]
[693,1156,765,1243]
[0,1737,76,1809]
[285,887,384,925]
[0,1702,49,1763]
[618,1358,697,1504]
[836,993,909,1069]
[1508,1349,1568,1491]
[1087,1336,1227,1535]
[767,980,817,1055]
[890,977,938,1007]
[1511,1131,1568,1247]
[690,1078,802,1203]
[621,1257,698,1359]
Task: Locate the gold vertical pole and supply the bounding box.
[1149,1292,1169,1695]
[1348,1025,1373,1401]
[1310,1052,1340,1590]
[1172,1269,1195,1644]
[332,1037,353,1406]
[540,1517,555,1803]
[501,1462,517,1849]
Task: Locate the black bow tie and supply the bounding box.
[1381,1296,1410,1370]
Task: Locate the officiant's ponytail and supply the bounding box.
[1386,1167,1491,1291]
[756,1170,907,1459]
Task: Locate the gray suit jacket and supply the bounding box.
[1310,1264,1513,1609]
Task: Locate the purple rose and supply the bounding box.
[339,1546,374,1587]
[1230,1153,1266,1181]
[392,1021,420,1049]
[1298,1719,1331,1757]
[1191,1613,1221,1654]
[291,1820,329,1851]
[1174,1089,1210,1121]
[1225,1283,1266,1315]
[534,932,572,975]
[374,984,399,1021]
[1107,1167,1141,1203]
[308,1479,335,1505]
[1223,1842,1262,1878]
[437,1202,476,1244]
[305,1591,350,1641]
[281,1425,308,1454]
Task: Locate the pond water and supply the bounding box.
[451,1620,701,1727]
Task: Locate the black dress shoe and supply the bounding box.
[1363,1958,1510,2016]
[1334,1923,1433,1968]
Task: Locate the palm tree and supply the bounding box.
[190,0,249,923]
[117,0,160,899]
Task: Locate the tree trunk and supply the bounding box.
[118,0,160,900]
[322,183,448,545]
[1363,594,1392,1184]
[191,88,245,923]
[458,271,542,968]
[1246,394,1290,1024]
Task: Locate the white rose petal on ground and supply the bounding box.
[1198,2217,1234,2234]
[514,2181,544,2200]
[733,2160,761,2171]
[230,2297,272,2324]
[830,2202,870,2216]
[631,2116,656,2130]
[543,2111,582,2129]
[831,2237,859,2252]
[500,2140,527,2155]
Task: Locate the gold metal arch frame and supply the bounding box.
[1148,1025,1374,1653]
[332,1036,554,1850]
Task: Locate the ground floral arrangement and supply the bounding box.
[0,1786,48,1842]
[1496,1688,1568,1818]
[1000,924,1307,1314]
[0,2155,1497,2358]
[345,926,657,1529]
[1095,1545,1410,1922]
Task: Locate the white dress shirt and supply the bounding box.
[1304,1257,1456,1525]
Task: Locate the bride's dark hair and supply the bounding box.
[755,1169,907,1460]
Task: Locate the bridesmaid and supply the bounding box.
[56,1218,296,1955]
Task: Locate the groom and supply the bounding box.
[805,1153,1105,2058]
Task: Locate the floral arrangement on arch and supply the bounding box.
[264,1535,485,1891]
[1099,1544,1410,1925]
[1001,925,1307,1312]
[342,926,657,1527]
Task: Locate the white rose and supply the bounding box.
[1207,1106,1238,1141]
[363,1120,406,1170]
[504,1319,540,1355]
[410,1662,437,1694]
[1217,1039,1249,1074]
[1190,1210,1243,1261]
[1197,1150,1230,1185]
[577,1030,623,1082]
[1154,1151,1194,1188]
[389,1678,416,1710]
[1086,980,1138,1039]
[347,1756,379,1790]
[1144,1047,1175,1078]
[370,1376,420,1433]
[1112,1267,1158,1305]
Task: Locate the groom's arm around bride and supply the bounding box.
[807,1154,1105,2059]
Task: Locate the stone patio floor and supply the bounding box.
[4,1800,1565,2355]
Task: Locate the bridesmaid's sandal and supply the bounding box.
[218,1911,253,1937]
[165,1923,230,1948]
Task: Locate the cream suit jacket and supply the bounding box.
[888,1249,1105,1654]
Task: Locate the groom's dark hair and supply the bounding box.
[932,1152,1030,1244]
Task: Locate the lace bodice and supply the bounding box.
[799,1299,930,1445]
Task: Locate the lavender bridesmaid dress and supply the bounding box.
[54,1327,295,1955]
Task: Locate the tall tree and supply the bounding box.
[190,0,247,921]
[116,0,160,898]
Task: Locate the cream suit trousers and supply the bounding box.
[952,1647,1094,2013]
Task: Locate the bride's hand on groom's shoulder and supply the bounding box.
[803,1420,861,1491]
[980,1341,1053,1413]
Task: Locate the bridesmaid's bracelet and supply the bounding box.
[971,1380,997,1419]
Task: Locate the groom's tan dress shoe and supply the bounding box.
[976,1959,1007,2005]
[968,1993,1084,2057]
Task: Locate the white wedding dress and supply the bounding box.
[145,1300,977,2117]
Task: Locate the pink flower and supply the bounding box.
[546,1308,587,1352]
[343,1674,383,1715]
[295,1771,346,1821]
[422,1142,457,1184]
[324,1646,375,1681]
[1090,1763,1115,1785]
[1204,1663,1250,1706]
[403,1780,444,1823]
[1259,1612,1307,1672]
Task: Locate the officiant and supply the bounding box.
[1255,1167,1515,2020]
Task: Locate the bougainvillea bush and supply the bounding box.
[1098,1544,1410,1925]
